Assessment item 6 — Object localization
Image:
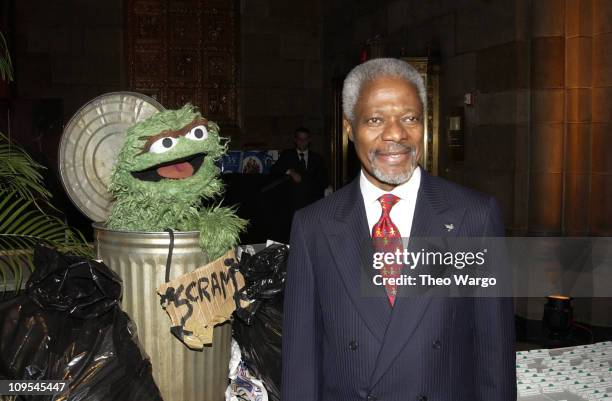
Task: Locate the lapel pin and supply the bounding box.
[444,223,454,232]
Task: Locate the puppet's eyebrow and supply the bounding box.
[137,130,183,155]
[137,118,209,155]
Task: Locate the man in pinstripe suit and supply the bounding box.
[282,58,516,401]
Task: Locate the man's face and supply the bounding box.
[344,76,424,191]
[294,131,311,151]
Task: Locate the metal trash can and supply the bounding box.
[93,223,230,401]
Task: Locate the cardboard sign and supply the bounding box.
[157,249,246,349]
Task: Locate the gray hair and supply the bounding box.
[342,58,426,123]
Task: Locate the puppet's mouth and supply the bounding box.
[131,153,206,182]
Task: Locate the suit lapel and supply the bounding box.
[369,170,467,387]
[321,178,391,342]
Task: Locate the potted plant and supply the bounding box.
[0,132,91,294]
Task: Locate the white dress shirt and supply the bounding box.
[360,166,421,241]
[285,149,310,175]
[297,149,309,168]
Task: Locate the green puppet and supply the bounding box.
[106,105,247,260]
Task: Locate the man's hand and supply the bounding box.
[287,169,302,183]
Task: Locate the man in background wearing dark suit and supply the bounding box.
[271,127,328,241]
[282,58,516,401]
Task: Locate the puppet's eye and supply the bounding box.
[185,125,208,141]
[149,137,177,153]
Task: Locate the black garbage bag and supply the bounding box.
[232,244,288,401]
[0,246,163,401]
[236,245,287,303]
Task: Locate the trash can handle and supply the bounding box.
[164,229,175,283]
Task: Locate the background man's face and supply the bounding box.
[294,131,311,151]
[345,76,424,191]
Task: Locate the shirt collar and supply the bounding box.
[359,166,421,205]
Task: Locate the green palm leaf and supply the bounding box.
[0,133,92,294]
[0,31,13,82]
[0,190,92,287]
[0,132,51,206]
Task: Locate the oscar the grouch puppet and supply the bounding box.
[106,105,246,260]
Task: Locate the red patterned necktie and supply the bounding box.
[372,194,403,306]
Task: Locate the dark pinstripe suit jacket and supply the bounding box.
[282,170,516,401]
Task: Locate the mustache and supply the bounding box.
[369,143,417,156]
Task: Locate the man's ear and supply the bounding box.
[343,118,354,142]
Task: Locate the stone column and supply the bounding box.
[528,0,566,235]
[564,0,593,235]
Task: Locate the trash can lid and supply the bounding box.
[58,92,164,222]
